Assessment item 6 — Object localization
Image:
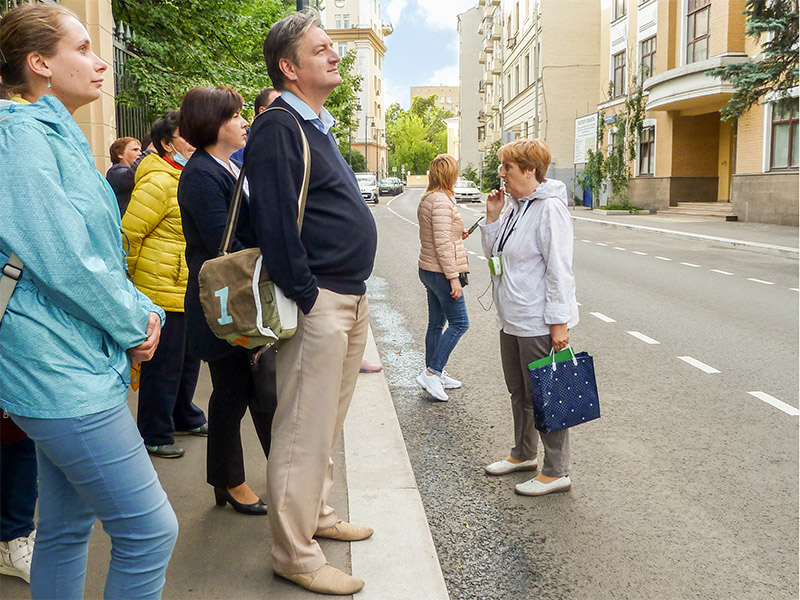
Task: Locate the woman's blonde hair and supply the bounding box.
[426,154,459,196]
[497,138,551,183]
[0,3,78,98]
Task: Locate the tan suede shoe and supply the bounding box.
[315,519,374,541]
[276,564,365,595]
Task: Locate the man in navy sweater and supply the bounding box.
[245,11,377,596]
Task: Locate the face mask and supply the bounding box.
[172,151,189,166]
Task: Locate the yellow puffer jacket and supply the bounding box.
[121,153,187,312]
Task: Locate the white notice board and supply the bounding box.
[574,113,598,164]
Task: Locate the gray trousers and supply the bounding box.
[499,330,570,477]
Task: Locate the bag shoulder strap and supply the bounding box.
[0,253,24,325]
[218,106,311,256]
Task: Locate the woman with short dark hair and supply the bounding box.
[106,136,141,215]
[177,86,275,516]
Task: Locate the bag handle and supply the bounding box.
[218,106,311,256]
[0,253,23,325]
[549,345,577,371]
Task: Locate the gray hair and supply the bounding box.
[263,10,323,91]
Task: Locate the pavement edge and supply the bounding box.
[343,326,450,599]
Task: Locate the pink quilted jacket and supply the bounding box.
[417,191,469,279]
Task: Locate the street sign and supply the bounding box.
[574,113,598,164]
[392,166,397,172]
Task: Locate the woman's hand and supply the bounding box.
[129,312,162,365]
[485,187,505,224]
[462,229,469,240]
[550,323,569,352]
[449,277,462,300]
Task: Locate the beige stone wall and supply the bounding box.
[731,173,799,225]
[63,0,116,173]
[736,103,765,175]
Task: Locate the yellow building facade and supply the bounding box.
[598,0,797,225]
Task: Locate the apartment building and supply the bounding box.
[476,0,600,198]
[322,0,393,177]
[458,6,483,173]
[410,85,461,116]
[599,0,797,225]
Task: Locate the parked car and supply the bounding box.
[356,173,379,204]
[454,179,482,203]
[379,177,403,196]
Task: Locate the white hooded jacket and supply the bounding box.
[479,178,579,337]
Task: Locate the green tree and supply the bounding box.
[346,149,367,172]
[460,162,478,184]
[709,0,799,120]
[327,50,363,151]
[481,141,501,192]
[386,95,452,175]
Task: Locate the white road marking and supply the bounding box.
[711,269,734,275]
[467,250,477,255]
[655,256,672,261]
[680,262,701,268]
[386,195,418,227]
[627,331,660,344]
[791,288,800,292]
[476,256,487,261]
[747,278,774,285]
[613,247,626,251]
[595,242,608,246]
[633,251,648,256]
[590,312,616,323]
[677,356,720,374]
[581,239,592,243]
[576,301,582,306]
[748,392,800,416]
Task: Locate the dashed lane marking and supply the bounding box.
[613,247,626,251]
[748,392,800,416]
[681,262,701,268]
[747,278,774,285]
[476,256,487,261]
[678,356,720,374]
[711,269,734,275]
[655,256,672,261]
[595,242,608,246]
[633,251,648,256]
[590,312,616,323]
[467,250,477,255]
[581,239,592,243]
[627,331,660,344]
[791,288,800,292]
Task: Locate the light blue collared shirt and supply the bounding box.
[281,91,335,135]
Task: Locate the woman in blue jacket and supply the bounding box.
[0,5,178,598]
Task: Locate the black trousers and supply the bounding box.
[206,346,276,489]
[138,311,206,446]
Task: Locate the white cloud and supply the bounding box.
[414,0,477,31]
[424,64,460,86]
[384,0,408,27]
[385,79,410,110]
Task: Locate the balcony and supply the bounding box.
[491,25,501,40]
[490,0,500,6]
[482,37,494,54]
[643,54,750,114]
[491,58,502,74]
[478,80,486,93]
[478,52,486,64]
[507,34,516,50]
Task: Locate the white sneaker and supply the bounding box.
[515,476,572,496]
[485,458,538,475]
[416,370,448,401]
[439,371,461,389]
[0,530,35,583]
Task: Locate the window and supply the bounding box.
[686,0,710,64]
[515,1,520,33]
[343,13,350,28]
[613,0,626,21]
[612,50,626,97]
[514,64,519,96]
[770,98,799,170]
[639,36,656,81]
[338,42,348,57]
[335,14,342,28]
[638,127,655,175]
[524,54,530,88]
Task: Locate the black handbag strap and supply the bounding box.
[218,106,311,256]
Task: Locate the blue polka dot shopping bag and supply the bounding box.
[528,347,600,434]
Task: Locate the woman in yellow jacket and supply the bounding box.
[122,111,207,458]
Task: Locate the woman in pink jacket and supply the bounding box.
[416,154,470,402]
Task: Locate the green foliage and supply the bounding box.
[386,95,452,175]
[326,50,363,148]
[709,0,798,120]
[347,149,367,172]
[576,148,604,199]
[481,140,501,192]
[460,162,478,184]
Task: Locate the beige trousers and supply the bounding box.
[267,288,369,574]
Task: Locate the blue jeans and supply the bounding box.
[0,436,37,541]
[419,268,470,375]
[12,404,178,600]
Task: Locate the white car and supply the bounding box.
[454,179,481,203]
[355,173,379,204]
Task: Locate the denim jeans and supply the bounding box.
[12,403,178,600]
[418,268,470,375]
[0,436,37,541]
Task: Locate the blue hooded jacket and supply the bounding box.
[0,95,164,419]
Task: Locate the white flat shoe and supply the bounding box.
[439,371,461,389]
[416,370,448,401]
[484,458,538,475]
[515,476,572,496]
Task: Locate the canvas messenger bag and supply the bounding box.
[198,107,310,350]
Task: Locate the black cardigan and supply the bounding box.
[177,148,256,362]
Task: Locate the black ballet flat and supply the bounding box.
[213,487,268,516]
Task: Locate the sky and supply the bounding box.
[382,0,478,109]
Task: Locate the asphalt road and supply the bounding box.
[367,188,799,600]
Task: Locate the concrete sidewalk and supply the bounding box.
[570,206,799,259]
[2,327,448,600]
